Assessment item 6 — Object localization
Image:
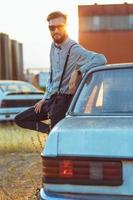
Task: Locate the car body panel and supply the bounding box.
[58,116,133,158]
[42,128,59,157]
[44,116,133,158]
[40,63,133,199]
[40,188,133,200]
[42,161,133,196]
[0,80,44,121]
[42,117,133,196]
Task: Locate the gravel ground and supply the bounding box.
[0,153,43,200]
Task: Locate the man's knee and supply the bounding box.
[15,107,34,126]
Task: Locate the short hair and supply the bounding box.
[47,11,67,23]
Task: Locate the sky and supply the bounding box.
[0,0,133,70]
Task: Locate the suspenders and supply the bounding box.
[50,43,76,93]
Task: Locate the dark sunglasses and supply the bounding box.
[49,24,65,31]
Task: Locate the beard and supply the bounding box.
[52,33,67,44]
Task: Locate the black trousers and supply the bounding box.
[15,93,73,133]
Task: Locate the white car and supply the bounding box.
[0,80,44,121]
[39,63,133,200]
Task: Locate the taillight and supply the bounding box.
[42,157,122,186]
[0,100,7,108]
[59,160,73,177]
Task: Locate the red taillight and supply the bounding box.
[42,157,122,186]
[59,160,73,177]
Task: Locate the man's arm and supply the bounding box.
[69,44,107,94]
[72,44,107,73]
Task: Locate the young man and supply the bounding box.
[15,11,107,133]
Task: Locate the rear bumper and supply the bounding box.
[0,113,18,121]
[39,189,133,200]
[0,107,28,121]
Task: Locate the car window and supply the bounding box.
[73,68,133,115]
[0,82,37,93]
[17,84,37,92]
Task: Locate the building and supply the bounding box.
[0,33,24,80]
[78,3,133,63]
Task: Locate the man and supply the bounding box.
[15,11,107,133]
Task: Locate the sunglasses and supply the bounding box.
[49,24,65,31]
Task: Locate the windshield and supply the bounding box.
[0,82,38,93]
[73,68,133,115]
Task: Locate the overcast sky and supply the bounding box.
[0,0,132,70]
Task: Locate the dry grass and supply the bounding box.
[0,122,47,153]
[0,122,48,200]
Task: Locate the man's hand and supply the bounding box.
[69,70,82,94]
[34,99,46,113]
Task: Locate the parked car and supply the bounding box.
[39,63,133,200]
[0,80,44,121]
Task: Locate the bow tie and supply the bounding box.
[54,45,61,50]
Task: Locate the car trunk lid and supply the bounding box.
[57,116,133,159]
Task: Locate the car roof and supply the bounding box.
[88,62,133,74]
[0,80,31,85]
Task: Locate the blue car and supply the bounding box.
[0,80,44,121]
[39,63,133,200]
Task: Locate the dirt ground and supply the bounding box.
[0,153,43,200]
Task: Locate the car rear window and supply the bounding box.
[0,83,37,93]
[73,68,133,115]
